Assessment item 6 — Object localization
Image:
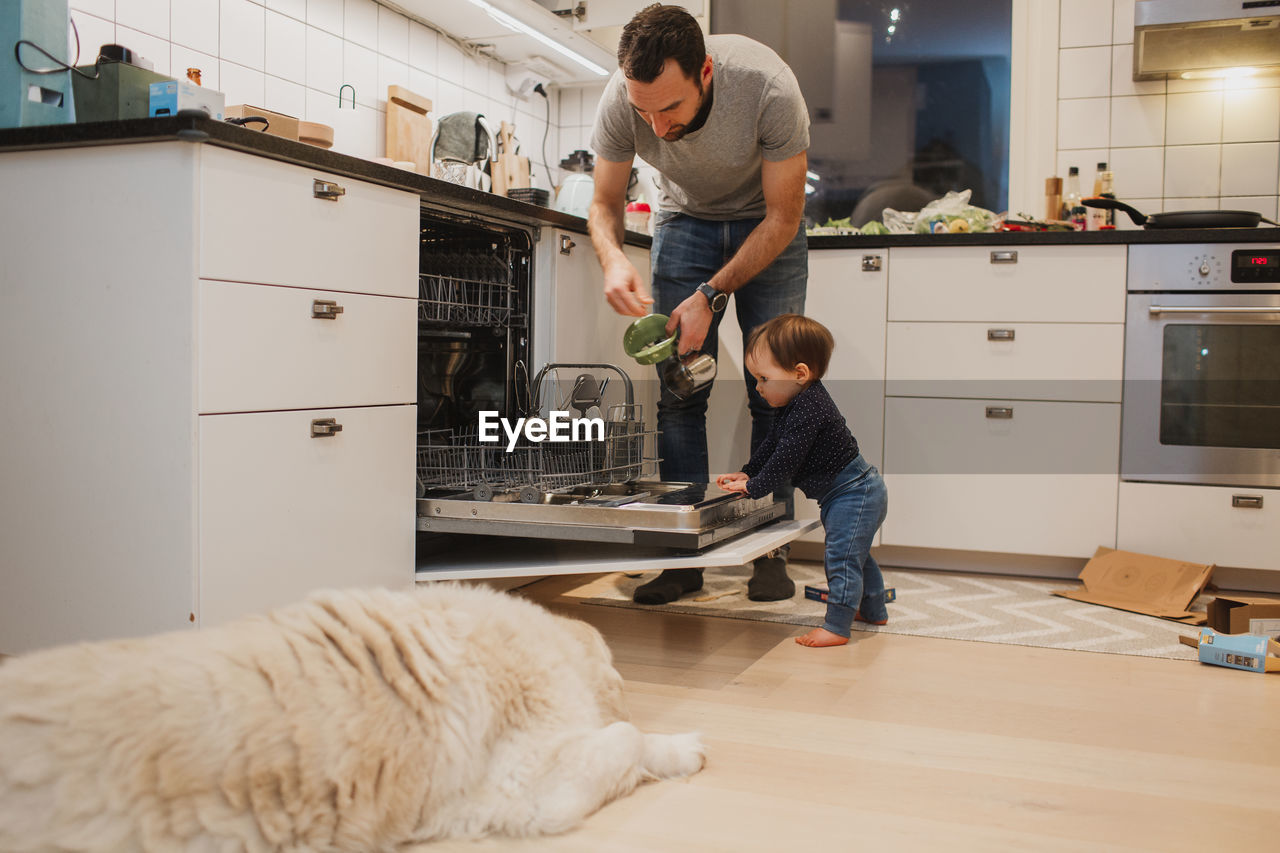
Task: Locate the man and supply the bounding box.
[587,4,810,605]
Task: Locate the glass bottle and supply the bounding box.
[1064,166,1085,231]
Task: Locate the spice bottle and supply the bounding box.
[1064,166,1086,231]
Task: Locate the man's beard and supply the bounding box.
[662,77,713,141]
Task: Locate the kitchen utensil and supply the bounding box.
[1083,198,1280,229]
[490,120,531,197]
[554,172,594,217]
[299,120,333,148]
[508,187,550,206]
[623,313,678,365]
[385,85,432,174]
[567,373,602,416]
[659,351,717,400]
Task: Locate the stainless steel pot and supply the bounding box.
[660,351,717,399]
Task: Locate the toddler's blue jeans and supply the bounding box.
[818,454,889,637]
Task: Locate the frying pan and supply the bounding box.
[1083,197,1280,229]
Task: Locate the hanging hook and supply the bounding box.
[338,84,355,109]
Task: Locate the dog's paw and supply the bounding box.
[642,731,706,779]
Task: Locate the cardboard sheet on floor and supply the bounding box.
[1052,546,1214,624]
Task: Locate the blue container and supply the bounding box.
[1,0,75,128]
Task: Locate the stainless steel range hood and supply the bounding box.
[1134,0,1280,81]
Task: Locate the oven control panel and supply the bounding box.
[1129,244,1280,291]
[1231,249,1280,283]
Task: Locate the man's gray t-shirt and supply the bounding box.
[590,34,809,220]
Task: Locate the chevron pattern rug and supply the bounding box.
[563,562,1205,661]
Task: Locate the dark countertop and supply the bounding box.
[6,114,1280,249]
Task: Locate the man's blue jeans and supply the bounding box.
[649,212,808,488]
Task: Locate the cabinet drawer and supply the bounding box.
[200,146,418,298]
[880,397,1120,557]
[1118,482,1280,571]
[198,405,417,626]
[888,246,1126,322]
[886,322,1124,401]
[199,280,416,413]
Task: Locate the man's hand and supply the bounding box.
[602,256,653,317]
[667,292,712,354]
[716,472,749,493]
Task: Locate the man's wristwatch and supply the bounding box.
[696,281,728,312]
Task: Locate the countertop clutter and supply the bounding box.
[6,114,1280,249]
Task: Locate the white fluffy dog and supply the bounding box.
[0,583,705,851]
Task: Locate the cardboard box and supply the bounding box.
[804,586,896,605]
[1196,628,1280,673]
[224,104,299,141]
[1052,546,1214,624]
[1206,594,1280,637]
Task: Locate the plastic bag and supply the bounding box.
[882,189,1002,234]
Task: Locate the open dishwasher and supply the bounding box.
[413,208,813,577]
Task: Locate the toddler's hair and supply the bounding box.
[745,314,834,379]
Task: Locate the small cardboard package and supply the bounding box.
[1196,627,1280,673]
[1052,547,1214,624]
[1206,595,1280,638]
[224,104,300,141]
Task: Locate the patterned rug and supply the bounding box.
[563,562,1206,661]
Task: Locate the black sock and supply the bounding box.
[747,556,795,601]
[633,568,704,605]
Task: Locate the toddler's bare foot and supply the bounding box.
[795,627,849,647]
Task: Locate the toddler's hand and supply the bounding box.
[715,472,749,493]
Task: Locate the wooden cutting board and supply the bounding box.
[490,120,531,198]
[385,85,433,174]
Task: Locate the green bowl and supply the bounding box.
[623,314,678,365]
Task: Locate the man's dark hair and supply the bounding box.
[616,4,706,83]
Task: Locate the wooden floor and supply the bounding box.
[431,569,1280,852]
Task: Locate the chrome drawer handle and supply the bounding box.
[987,328,1015,341]
[313,179,346,201]
[312,299,344,319]
[985,406,1013,419]
[311,418,343,438]
[990,251,1018,264]
[1232,494,1264,509]
[862,254,882,272]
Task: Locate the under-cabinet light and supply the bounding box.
[465,0,609,76]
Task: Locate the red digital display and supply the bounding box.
[1252,256,1270,265]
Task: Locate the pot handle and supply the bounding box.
[1082,196,1146,225]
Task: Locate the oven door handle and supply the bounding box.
[1148,305,1280,316]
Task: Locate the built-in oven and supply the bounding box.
[1122,243,1280,489]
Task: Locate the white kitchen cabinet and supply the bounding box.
[708,248,888,547]
[1118,482,1280,572]
[880,243,1126,559]
[0,143,418,654]
[888,245,1126,322]
[879,397,1121,557]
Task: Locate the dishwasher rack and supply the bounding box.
[416,363,659,501]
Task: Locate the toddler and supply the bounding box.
[716,314,889,647]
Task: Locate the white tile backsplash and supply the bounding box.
[1059,47,1110,100]
[265,11,306,85]
[1162,196,1220,212]
[69,12,115,64]
[1110,94,1164,147]
[171,0,218,56]
[378,5,409,62]
[1223,86,1280,143]
[1058,98,1110,150]
[1220,142,1280,197]
[220,0,265,72]
[342,41,379,108]
[115,24,169,74]
[116,0,168,40]
[343,0,378,50]
[1107,146,1163,198]
[1060,0,1113,48]
[307,0,343,36]
[1221,195,1279,220]
[1166,91,1223,146]
[377,55,410,107]
[220,61,266,109]
[71,0,115,20]
[265,75,306,117]
[266,0,307,20]
[408,23,436,73]
[306,25,343,94]
[1112,0,1135,45]
[1164,145,1221,198]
